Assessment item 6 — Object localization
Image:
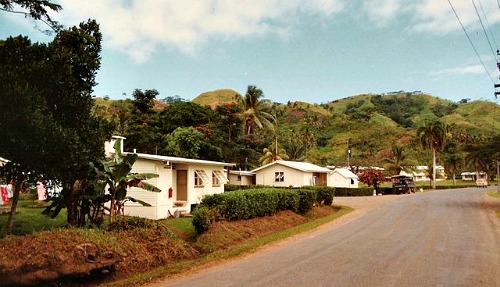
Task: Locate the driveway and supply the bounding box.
[150,187,500,287]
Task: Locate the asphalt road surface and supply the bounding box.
[151,187,500,287]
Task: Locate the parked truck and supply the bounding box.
[391,175,416,194]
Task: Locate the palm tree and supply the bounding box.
[235,85,275,135]
[383,145,414,175]
[416,120,447,189]
[259,143,289,165]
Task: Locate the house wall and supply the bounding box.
[185,163,225,207]
[229,174,253,186]
[255,165,314,187]
[331,172,358,188]
[124,158,172,220]
[123,159,227,220]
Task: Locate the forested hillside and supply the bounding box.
[93,88,500,179]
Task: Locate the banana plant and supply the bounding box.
[92,139,161,222]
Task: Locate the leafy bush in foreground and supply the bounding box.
[192,187,335,234]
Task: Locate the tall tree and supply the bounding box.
[259,143,289,165]
[235,85,274,135]
[0,0,62,32]
[383,145,415,175]
[416,120,447,189]
[443,142,463,186]
[124,89,160,154]
[464,134,499,181]
[163,127,206,159]
[0,20,113,229]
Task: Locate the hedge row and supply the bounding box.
[192,187,335,233]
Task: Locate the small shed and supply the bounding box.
[251,160,333,187]
[228,170,255,186]
[330,168,359,188]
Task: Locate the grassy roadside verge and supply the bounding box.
[103,205,354,287]
[487,191,500,218]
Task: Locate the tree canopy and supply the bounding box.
[0,20,113,228]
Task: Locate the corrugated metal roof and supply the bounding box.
[251,160,331,173]
[125,152,235,167]
[334,168,358,179]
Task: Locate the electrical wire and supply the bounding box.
[472,0,498,62]
[447,0,495,84]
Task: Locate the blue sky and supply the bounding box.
[1,0,500,104]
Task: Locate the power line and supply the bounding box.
[472,0,499,62]
[447,0,495,84]
[478,0,499,52]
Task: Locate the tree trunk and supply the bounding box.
[432,148,436,189]
[6,181,22,234]
[65,184,78,226]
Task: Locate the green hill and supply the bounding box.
[93,90,499,169]
[192,89,241,108]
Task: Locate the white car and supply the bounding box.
[476,179,488,188]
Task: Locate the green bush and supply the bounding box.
[297,189,316,213]
[276,189,300,212]
[304,186,335,205]
[193,187,335,233]
[335,187,373,196]
[192,206,214,233]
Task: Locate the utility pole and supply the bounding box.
[497,160,499,193]
[346,138,351,168]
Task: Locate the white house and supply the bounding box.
[251,160,333,187]
[105,136,234,220]
[401,165,446,181]
[461,171,486,181]
[330,168,359,188]
[228,170,255,186]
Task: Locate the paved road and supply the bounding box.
[151,188,500,287]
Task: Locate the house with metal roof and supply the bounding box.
[105,136,234,219]
[228,170,255,186]
[329,168,359,188]
[250,160,334,187]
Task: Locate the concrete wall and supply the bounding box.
[255,165,313,187]
[229,173,254,186]
[331,172,358,188]
[123,158,226,220]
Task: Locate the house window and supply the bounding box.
[237,175,242,181]
[212,170,228,186]
[194,170,209,187]
[275,172,285,182]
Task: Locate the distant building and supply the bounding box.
[460,172,486,181]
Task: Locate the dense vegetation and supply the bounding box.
[192,186,335,233]
[94,89,500,182]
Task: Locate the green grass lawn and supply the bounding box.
[0,200,67,238]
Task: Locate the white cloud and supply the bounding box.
[55,0,346,62]
[363,0,402,27]
[360,0,500,35]
[431,64,485,76]
[410,0,500,33]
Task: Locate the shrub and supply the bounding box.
[193,187,334,233]
[334,187,373,197]
[276,189,300,212]
[297,189,316,213]
[192,206,214,233]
